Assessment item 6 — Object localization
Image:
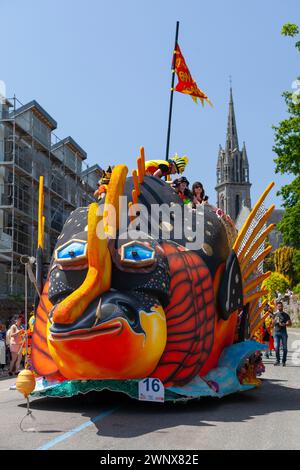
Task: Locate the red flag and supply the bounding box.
[174,44,213,106]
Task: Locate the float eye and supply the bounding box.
[120,241,155,267]
[55,240,87,264]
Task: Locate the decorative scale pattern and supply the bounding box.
[152,242,215,387]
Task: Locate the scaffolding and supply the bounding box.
[0,96,102,304]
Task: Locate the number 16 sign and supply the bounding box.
[138,378,165,402]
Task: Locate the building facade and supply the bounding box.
[215,88,251,221]
[0,96,102,311]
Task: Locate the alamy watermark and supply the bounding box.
[95,196,204,250]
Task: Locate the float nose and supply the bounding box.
[52,202,112,324]
[52,164,128,325]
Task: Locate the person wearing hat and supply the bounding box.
[144,154,189,178]
[171,176,192,204]
[94,166,112,200]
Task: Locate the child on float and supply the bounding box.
[94,166,112,201]
[144,154,188,178]
[171,176,192,204]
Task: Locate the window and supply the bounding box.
[65,147,76,173]
[220,195,225,211]
[32,114,50,147]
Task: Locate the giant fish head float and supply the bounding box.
[32,157,275,387]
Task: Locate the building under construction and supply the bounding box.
[0,96,102,318]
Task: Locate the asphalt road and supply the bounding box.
[0,329,299,451]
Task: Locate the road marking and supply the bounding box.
[37,406,119,450]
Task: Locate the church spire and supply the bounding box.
[216,85,252,221]
[242,141,249,165]
[226,87,239,152]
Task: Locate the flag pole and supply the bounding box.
[165,21,179,162]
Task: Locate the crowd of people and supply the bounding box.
[93,155,210,209]
[0,312,34,377]
[275,289,294,305]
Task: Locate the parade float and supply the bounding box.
[16,22,275,404]
[16,147,275,404]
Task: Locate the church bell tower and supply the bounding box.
[215,87,251,221]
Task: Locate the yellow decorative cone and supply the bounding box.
[16,370,36,398]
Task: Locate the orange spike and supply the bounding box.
[237,205,275,260]
[249,297,259,318]
[137,158,144,183]
[103,164,128,237]
[243,271,271,295]
[250,310,269,336]
[132,188,138,205]
[240,224,275,271]
[242,245,272,280]
[250,299,268,327]
[244,289,269,305]
[233,182,275,254]
[140,146,145,171]
[132,170,141,196]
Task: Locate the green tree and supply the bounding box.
[274,246,297,286]
[293,249,300,284]
[262,272,290,302]
[281,23,300,51]
[294,282,300,297]
[273,23,300,249]
[281,23,299,37]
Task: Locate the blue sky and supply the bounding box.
[1,0,299,208]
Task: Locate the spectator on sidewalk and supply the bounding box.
[272,301,292,367]
[8,316,24,376]
[285,289,293,305]
[276,291,283,302]
[0,323,6,375]
[262,305,275,358]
